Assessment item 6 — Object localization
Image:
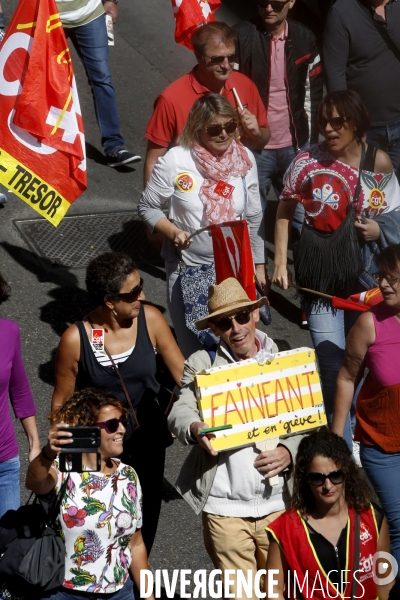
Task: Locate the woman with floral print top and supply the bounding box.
[26,388,154,600]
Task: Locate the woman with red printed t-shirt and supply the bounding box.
[139,93,265,358]
[266,430,393,600]
[272,90,400,448]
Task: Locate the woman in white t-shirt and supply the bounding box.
[26,388,154,600]
[139,93,265,358]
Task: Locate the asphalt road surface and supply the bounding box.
[0,0,313,594]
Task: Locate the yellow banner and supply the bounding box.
[195,347,327,452]
[0,147,71,226]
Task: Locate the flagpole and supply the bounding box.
[186,219,247,242]
[287,283,334,299]
[280,283,368,312]
[232,87,244,110]
[186,225,212,242]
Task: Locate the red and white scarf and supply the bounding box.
[191,139,253,224]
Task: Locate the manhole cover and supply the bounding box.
[13,212,164,268]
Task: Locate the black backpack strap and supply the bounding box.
[364,144,377,172]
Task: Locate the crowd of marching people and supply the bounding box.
[2,0,400,599]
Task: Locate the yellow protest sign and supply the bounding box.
[194,347,326,452]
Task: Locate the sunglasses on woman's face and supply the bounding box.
[205,120,237,137]
[319,116,351,131]
[306,470,345,487]
[212,309,252,332]
[94,416,127,434]
[115,278,143,303]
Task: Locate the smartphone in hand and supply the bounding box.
[59,426,101,472]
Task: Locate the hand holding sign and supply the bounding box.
[254,439,290,487]
[190,421,218,457]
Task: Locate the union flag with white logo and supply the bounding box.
[0,0,86,226]
[171,0,221,50]
[211,220,256,300]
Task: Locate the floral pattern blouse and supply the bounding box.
[52,458,142,594]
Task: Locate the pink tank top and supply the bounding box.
[366,302,400,387]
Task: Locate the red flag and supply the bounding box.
[171,0,221,50]
[348,287,383,308]
[0,0,86,226]
[211,220,256,300]
[331,297,369,312]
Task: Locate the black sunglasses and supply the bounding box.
[205,120,237,137]
[212,309,252,332]
[306,470,345,487]
[115,278,143,302]
[94,416,127,434]
[319,116,351,131]
[202,52,237,65]
[258,0,291,10]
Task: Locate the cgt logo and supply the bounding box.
[175,172,195,193]
[372,552,398,586]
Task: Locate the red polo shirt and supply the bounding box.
[145,67,268,148]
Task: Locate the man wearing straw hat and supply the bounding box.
[168,278,303,599]
[144,22,270,185]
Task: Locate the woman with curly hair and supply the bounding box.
[265,429,394,600]
[0,271,40,518]
[26,388,154,600]
[51,251,184,554]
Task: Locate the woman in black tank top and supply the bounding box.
[51,252,185,554]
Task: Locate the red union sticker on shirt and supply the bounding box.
[176,172,195,192]
[92,329,105,352]
[214,180,235,199]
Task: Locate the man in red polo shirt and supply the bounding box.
[144,22,270,185]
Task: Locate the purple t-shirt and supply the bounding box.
[0,317,36,463]
[366,303,400,387]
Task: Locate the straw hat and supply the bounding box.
[196,277,267,330]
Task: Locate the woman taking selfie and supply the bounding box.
[139,93,266,358]
[26,388,154,600]
[273,90,400,445]
[265,429,393,600]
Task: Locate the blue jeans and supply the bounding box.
[65,15,124,155]
[0,454,20,518]
[253,144,306,243]
[40,577,134,599]
[304,302,361,449]
[361,443,400,579]
[367,119,400,184]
